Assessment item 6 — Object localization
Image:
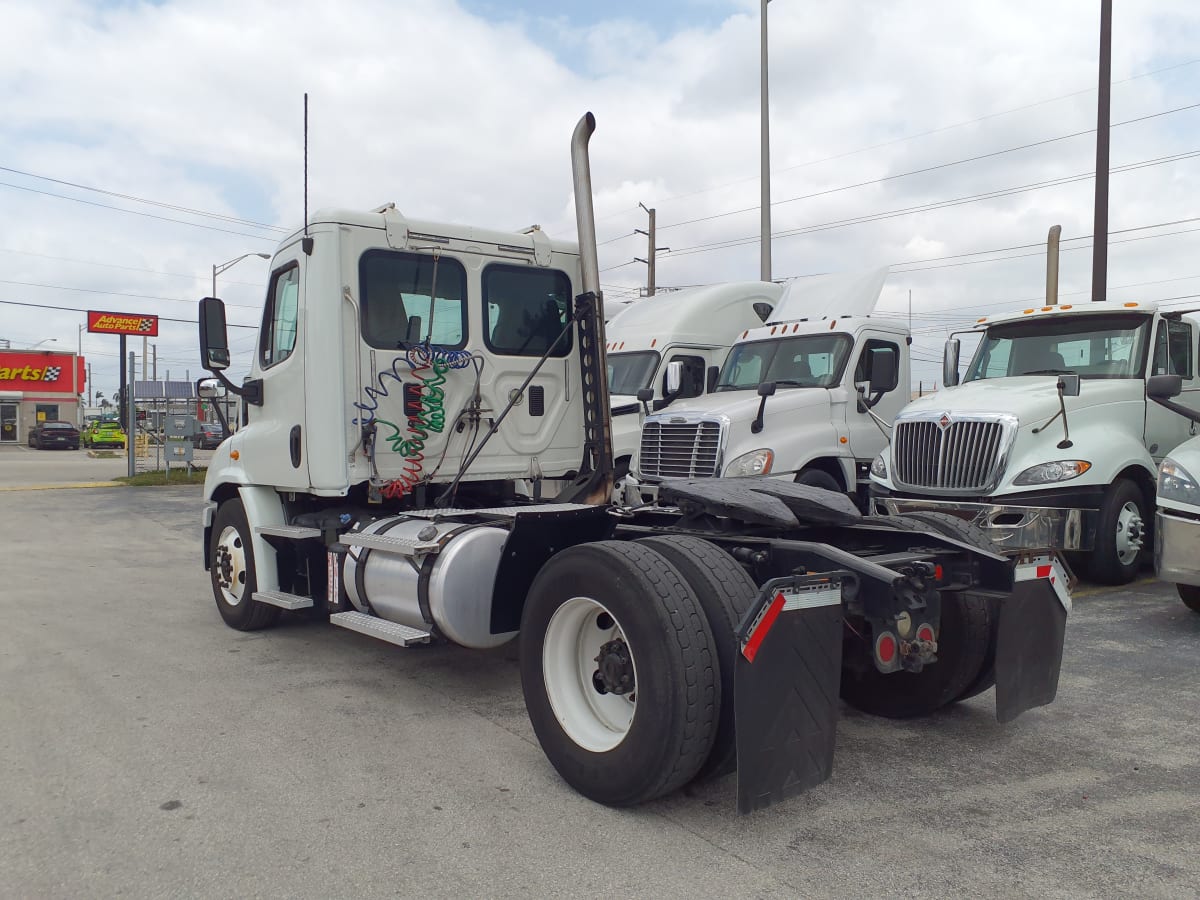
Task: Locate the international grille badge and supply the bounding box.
[938,413,951,429]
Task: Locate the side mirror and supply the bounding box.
[1057,373,1081,398]
[706,365,719,393]
[757,381,777,397]
[1147,373,1183,400]
[664,360,683,396]
[868,347,899,394]
[199,297,231,371]
[943,338,961,388]
[635,388,654,403]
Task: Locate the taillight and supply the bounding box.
[875,632,897,665]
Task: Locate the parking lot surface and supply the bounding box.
[1,479,1198,899]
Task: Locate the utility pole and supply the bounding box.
[1092,0,1112,301]
[87,363,92,407]
[760,0,773,282]
[152,344,157,381]
[634,203,670,297]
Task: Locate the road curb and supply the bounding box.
[0,481,126,492]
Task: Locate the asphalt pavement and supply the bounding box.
[0,466,1197,898]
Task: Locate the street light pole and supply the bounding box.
[212,252,271,297]
[760,0,772,283]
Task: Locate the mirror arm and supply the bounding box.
[1032,383,1072,449]
[206,368,263,406]
[751,395,769,434]
[1152,395,1200,425]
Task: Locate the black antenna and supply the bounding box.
[302,92,313,255]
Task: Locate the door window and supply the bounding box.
[1152,320,1193,377]
[260,264,300,368]
[483,264,573,357]
[854,339,901,389]
[665,354,705,399]
[360,250,468,349]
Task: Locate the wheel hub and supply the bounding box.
[216,545,234,587]
[1115,501,1145,564]
[593,639,635,695]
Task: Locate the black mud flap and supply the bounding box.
[734,575,844,814]
[994,576,1068,724]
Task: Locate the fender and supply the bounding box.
[236,485,287,593]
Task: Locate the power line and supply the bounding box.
[595,56,1200,223]
[0,298,258,329]
[0,246,266,287]
[0,165,287,232]
[657,101,1200,233]
[0,181,279,242]
[0,279,260,310]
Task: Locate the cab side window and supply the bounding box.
[1152,320,1193,377]
[666,354,705,399]
[260,263,300,369]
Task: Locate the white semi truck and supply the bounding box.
[1147,373,1200,614]
[196,114,1070,813]
[605,281,780,476]
[871,301,1200,584]
[628,268,908,509]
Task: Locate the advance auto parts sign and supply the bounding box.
[0,353,85,394]
[88,310,159,337]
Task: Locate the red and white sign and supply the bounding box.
[87,309,159,337]
[0,352,86,395]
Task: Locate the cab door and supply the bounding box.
[1145,317,1200,461]
[237,248,309,489]
[845,333,906,463]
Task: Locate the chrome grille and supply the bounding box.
[893,418,1007,492]
[639,420,722,479]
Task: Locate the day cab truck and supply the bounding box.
[605,281,780,476]
[1147,374,1200,614]
[870,300,1200,584]
[195,113,1070,814]
[627,268,909,509]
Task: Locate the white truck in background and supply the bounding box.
[870,300,1200,584]
[194,113,1070,814]
[628,268,909,509]
[605,281,779,476]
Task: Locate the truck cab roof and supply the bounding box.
[605,281,781,353]
[971,298,1182,330]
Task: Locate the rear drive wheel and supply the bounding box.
[520,541,718,806]
[1178,584,1200,614]
[893,510,1003,703]
[209,498,280,631]
[636,535,756,780]
[841,590,993,718]
[1087,479,1148,585]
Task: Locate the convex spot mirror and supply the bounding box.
[198,378,225,399]
[199,297,231,371]
[1057,373,1081,398]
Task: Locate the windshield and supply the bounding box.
[964,313,1152,382]
[607,351,660,396]
[45,423,74,430]
[715,334,853,392]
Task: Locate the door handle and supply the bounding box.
[289,425,302,468]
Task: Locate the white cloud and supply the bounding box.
[2,0,1200,394]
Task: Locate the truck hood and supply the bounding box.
[652,386,832,424]
[610,394,640,415]
[903,377,1141,426]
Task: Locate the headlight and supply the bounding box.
[870,452,887,479]
[725,448,774,477]
[1013,460,1092,486]
[1159,458,1200,503]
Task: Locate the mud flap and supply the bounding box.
[734,575,844,814]
[994,565,1069,724]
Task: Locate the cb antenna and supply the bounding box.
[302,92,313,255]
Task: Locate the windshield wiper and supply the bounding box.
[1021,368,1076,376]
[773,379,814,387]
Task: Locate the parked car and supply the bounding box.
[28,421,80,450]
[82,420,126,448]
[192,422,225,450]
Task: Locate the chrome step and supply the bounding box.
[338,533,441,555]
[256,524,323,539]
[252,590,314,610]
[329,611,431,646]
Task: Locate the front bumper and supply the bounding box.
[875,496,1097,553]
[1155,509,1200,587]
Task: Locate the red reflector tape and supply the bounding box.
[741,592,786,663]
[1036,564,1052,578]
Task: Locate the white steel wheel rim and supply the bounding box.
[543,596,637,753]
[1114,501,1144,565]
[215,525,248,606]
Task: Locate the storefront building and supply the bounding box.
[0,350,86,443]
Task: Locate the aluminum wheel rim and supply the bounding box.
[1114,500,1144,566]
[214,525,248,606]
[543,596,637,753]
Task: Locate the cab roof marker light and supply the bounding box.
[1124,302,1138,307]
[650,338,656,347]
[1024,309,1035,314]
[977,317,987,323]
[1061,304,1073,310]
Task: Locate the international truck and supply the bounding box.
[1146,373,1200,613]
[605,281,780,476]
[626,268,907,509]
[870,300,1200,584]
[196,113,1070,813]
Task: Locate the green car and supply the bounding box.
[83,420,126,448]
